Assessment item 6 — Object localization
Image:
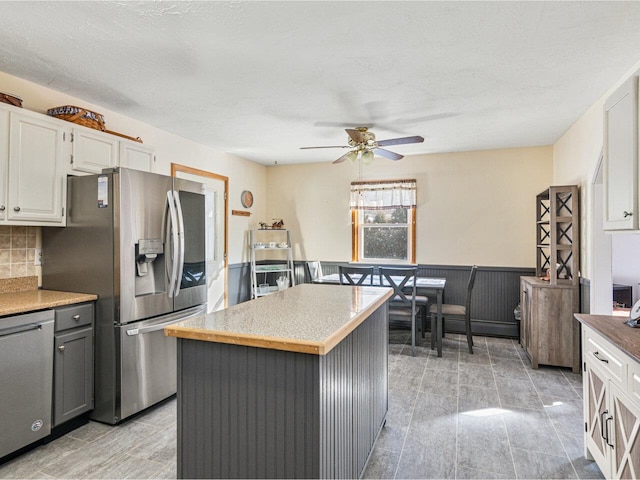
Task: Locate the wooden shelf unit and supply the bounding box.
[535,185,580,285]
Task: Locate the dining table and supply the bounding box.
[313,273,447,356]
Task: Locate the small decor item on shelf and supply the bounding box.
[258,218,285,230]
[0,92,22,108]
[276,276,288,291]
[47,105,106,130]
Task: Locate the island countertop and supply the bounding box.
[575,313,640,363]
[165,283,393,355]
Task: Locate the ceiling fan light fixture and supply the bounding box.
[346,150,359,162]
[361,150,374,164]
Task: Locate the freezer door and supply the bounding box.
[173,177,207,311]
[117,305,204,421]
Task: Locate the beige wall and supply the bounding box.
[266,146,553,267]
[0,70,267,265]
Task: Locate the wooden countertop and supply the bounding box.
[165,283,393,355]
[0,289,98,317]
[575,313,640,363]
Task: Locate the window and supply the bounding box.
[350,179,416,264]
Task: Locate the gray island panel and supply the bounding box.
[174,284,390,479]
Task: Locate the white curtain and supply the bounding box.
[350,179,417,210]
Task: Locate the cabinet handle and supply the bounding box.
[593,351,609,363]
[0,206,5,211]
[58,345,65,352]
[605,415,614,448]
[73,314,80,320]
[13,206,20,212]
[600,410,608,440]
[624,211,633,218]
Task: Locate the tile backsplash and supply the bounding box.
[0,226,39,278]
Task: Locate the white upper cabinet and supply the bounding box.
[603,75,639,231]
[119,141,155,173]
[68,125,155,175]
[69,127,118,174]
[0,109,8,222]
[7,109,66,225]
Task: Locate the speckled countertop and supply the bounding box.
[575,313,640,362]
[165,283,393,355]
[0,276,97,317]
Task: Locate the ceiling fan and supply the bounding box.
[300,127,425,164]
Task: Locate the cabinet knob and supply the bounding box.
[73,314,80,320]
[58,345,65,352]
[13,206,20,212]
[0,206,5,211]
[624,211,633,218]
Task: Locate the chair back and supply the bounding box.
[305,261,324,282]
[339,266,374,286]
[379,267,417,309]
[464,265,479,314]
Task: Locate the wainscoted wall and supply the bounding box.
[229,261,537,338]
[0,226,39,278]
[581,278,590,314]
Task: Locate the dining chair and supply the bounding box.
[429,265,478,354]
[305,261,324,283]
[339,265,374,286]
[380,267,424,356]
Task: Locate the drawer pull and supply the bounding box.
[593,351,609,363]
[58,345,65,352]
[73,314,80,320]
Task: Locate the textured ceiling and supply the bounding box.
[1,1,640,165]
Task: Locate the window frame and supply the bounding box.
[350,180,416,264]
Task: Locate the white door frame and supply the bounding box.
[171,163,229,308]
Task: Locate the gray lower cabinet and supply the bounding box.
[53,303,94,427]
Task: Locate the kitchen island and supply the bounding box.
[165,283,393,479]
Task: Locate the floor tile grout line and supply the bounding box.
[492,338,520,480]
[518,339,583,480]
[392,343,429,480]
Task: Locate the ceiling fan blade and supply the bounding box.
[374,148,403,161]
[376,135,425,147]
[333,152,354,164]
[300,145,349,149]
[345,128,364,144]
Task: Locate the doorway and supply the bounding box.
[171,164,228,312]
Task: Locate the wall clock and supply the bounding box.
[241,190,254,208]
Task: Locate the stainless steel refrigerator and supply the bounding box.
[43,168,207,424]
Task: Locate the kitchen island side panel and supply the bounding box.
[176,302,388,479]
[319,303,388,479]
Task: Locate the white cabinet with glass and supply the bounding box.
[249,229,295,299]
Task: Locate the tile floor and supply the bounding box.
[0,329,604,479]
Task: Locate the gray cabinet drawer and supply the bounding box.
[55,303,94,332]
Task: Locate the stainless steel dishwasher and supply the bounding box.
[0,310,54,458]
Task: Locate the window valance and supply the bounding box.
[349,179,417,210]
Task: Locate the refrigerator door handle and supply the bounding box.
[173,190,185,297]
[166,191,180,298]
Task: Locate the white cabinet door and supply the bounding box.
[584,358,611,473]
[610,382,640,479]
[8,112,66,224]
[0,109,8,221]
[70,127,117,174]
[119,141,155,172]
[603,75,639,230]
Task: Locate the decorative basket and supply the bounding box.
[0,92,23,108]
[46,105,105,131]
